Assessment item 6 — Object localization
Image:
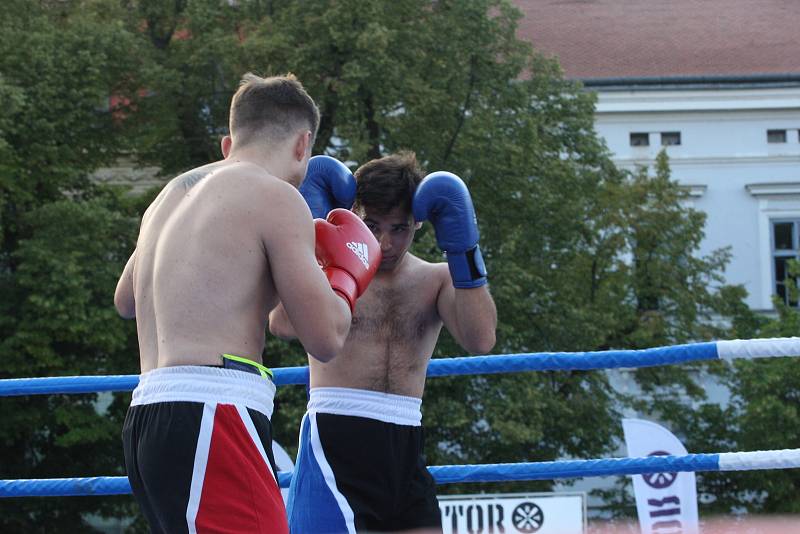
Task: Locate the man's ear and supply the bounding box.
[294,130,312,161]
[220,135,232,158]
[414,221,423,230]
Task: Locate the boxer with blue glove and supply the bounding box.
[270,152,497,534]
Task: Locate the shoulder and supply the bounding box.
[406,254,451,285]
[410,254,448,272]
[401,256,450,317]
[212,161,273,188]
[216,163,308,211]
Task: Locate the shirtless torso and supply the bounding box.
[114,73,378,534]
[278,154,497,534]
[132,161,277,371]
[116,158,352,372]
[309,253,449,398]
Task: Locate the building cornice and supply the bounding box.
[613,155,800,168]
[581,73,800,91]
[594,86,800,114]
[746,182,800,197]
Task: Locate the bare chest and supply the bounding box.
[349,273,440,344]
[311,262,445,396]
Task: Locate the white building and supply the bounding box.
[515,0,800,312]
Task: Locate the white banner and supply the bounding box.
[622,419,699,534]
[438,492,585,534]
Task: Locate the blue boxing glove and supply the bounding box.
[412,171,487,288]
[299,155,356,219]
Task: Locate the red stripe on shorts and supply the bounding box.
[195,404,288,534]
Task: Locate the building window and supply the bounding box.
[767,129,787,143]
[630,132,649,146]
[661,132,681,146]
[772,220,800,306]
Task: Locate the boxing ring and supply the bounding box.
[2,337,800,498]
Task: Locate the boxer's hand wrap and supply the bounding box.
[412,171,487,288]
[315,208,381,312]
[300,155,357,219]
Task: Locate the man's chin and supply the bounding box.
[378,258,398,271]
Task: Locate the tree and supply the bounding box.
[0,0,771,528]
[613,152,744,419]
[239,4,754,502]
[0,2,146,530]
[589,153,800,518]
[670,292,799,515]
[110,0,626,486]
[231,0,628,489]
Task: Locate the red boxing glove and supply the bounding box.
[315,208,381,312]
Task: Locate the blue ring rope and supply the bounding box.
[0,452,765,498]
[0,342,719,397]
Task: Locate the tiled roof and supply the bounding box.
[514,0,800,80]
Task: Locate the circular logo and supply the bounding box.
[512,501,544,533]
[642,450,678,489]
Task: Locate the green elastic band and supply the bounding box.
[221,354,274,379]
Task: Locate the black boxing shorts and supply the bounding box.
[286,387,441,533]
[122,364,287,534]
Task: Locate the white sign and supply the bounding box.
[439,492,586,534]
[622,419,699,534]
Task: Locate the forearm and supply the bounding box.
[453,286,497,354]
[294,293,351,362]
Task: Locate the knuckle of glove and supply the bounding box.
[316,209,380,296]
[300,156,356,218]
[413,171,479,253]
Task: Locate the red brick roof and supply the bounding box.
[514,0,800,80]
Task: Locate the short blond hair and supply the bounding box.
[229,73,320,147]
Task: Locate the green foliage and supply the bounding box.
[121,0,248,173]
[0,2,144,529]
[0,197,142,530]
[676,295,800,514]
[3,0,793,528]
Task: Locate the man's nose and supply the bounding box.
[379,233,393,251]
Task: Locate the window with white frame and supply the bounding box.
[630,132,649,147]
[772,220,800,306]
[767,129,787,143]
[660,131,681,146]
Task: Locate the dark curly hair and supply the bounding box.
[353,152,425,215]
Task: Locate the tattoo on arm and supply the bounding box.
[178,170,210,190]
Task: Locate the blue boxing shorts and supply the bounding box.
[286,387,441,533]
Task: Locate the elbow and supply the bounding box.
[114,295,135,320]
[308,350,337,364]
[466,331,496,355]
[268,320,294,341]
[304,298,351,362]
[306,317,349,363]
[305,334,345,363]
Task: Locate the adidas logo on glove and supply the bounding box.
[346,242,370,268]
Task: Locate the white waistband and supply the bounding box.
[131,366,276,418]
[307,387,422,426]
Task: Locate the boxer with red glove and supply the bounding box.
[314,208,381,313]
